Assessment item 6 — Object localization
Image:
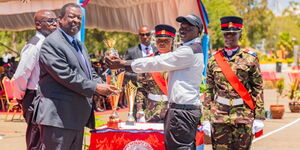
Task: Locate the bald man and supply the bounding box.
[124,25,157,122]
[13,9,58,150]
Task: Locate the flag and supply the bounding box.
[77,0,92,42]
[196,0,210,78]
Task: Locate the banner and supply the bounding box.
[89,127,204,150]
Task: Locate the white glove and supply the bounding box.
[252,119,264,134]
[136,111,146,122]
[202,120,211,137]
[137,116,146,122]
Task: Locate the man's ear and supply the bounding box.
[35,21,41,30]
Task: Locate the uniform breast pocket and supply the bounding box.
[235,64,250,79]
[213,68,225,81]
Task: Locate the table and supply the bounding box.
[89,122,204,150]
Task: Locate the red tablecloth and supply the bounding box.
[89,122,204,150]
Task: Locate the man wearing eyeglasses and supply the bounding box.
[124,25,158,122]
[13,9,58,150]
[106,14,204,149]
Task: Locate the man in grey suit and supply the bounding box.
[124,25,157,122]
[33,3,118,150]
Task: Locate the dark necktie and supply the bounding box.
[145,47,149,55]
[72,40,90,78]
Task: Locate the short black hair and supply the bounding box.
[60,3,81,17]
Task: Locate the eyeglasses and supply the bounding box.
[40,18,58,23]
[139,33,151,36]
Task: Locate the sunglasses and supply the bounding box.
[139,33,151,36]
[40,18,58,23]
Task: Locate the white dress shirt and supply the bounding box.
[13,32,45,99]
[131,45,203,106]
[140,44,153,57]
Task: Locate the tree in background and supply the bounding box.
[85,29,139,58]
[230,0,273,49]
[202,0,238,49]
[0,30,35,56]
[276,32,295,58]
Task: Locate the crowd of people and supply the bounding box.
[0,2,267,150]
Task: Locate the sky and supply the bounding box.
[268,0,300,15]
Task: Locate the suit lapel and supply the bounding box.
[58,31,89,78]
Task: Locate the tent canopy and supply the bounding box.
[0,0,200,33]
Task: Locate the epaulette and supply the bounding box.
[27,36,40,46]
[243,49,257,57]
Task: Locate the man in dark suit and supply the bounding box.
[33,3,117,150]
[124,25,157,122]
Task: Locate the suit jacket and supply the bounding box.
[33,29,103,131]
[124,44,157,83]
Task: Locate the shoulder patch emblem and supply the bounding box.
[243,49,257,57]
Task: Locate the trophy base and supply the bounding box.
[107,119,120,129]
[125,121,135,126]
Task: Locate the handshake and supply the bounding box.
[105,55,127,70]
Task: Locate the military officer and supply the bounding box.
[203,16,265,150]
[138,24,176,123]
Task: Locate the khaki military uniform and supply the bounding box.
[204,48,265,150]
[137,72,168,123]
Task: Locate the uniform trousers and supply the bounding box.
[164,104,201,150]
[211,123,253,150]
[22,89,40,150]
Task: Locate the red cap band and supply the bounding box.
[155,30,175,37]
[221,23,243,28]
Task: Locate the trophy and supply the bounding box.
[125,80,138,125]
[104,39,124,129]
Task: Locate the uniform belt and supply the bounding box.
[216,96,244,106]
[169,103,200,110]
[147,93,168,102]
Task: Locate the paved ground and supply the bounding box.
[1,72,300,150]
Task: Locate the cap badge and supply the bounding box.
[161,30,166,34]
[229,22,233,27]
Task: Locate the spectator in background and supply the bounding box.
[2,49,12,64]
[124,25,158,122]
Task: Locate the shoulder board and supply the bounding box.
[27,36,40,46]
[243,49,257,57]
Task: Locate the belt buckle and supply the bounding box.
[229,98,233,106]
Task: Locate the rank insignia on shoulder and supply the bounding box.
[243,49,257,57]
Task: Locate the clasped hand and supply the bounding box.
[105,55,126,69]
[96,83,119,96]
